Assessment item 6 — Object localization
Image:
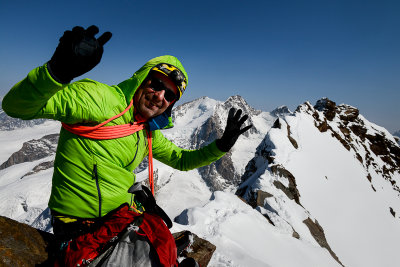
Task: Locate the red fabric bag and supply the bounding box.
[55,204,177,267]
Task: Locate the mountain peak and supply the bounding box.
[314,97,336,112]
[271,105,292,117]
[221,95,261,117]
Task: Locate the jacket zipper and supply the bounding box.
[93,164,102,218]
[125,132,141,167]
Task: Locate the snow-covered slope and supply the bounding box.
[238,99,400,267]
[0,96,399,267]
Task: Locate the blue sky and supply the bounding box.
[1,0,399,132]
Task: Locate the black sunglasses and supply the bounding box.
[149,78,177,103]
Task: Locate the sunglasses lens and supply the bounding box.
[151,78,163,91]
[164,90,176,102]
[150,78,177,102]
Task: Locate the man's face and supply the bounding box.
[133,71,178,122]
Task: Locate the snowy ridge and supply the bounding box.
[0,96,400,266]
[0,106,48,131]
[237,98,400,267]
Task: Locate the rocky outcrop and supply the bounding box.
[271,165,301,205]
[300,98,400,193]
[0,134,59,170]
[0,216,55,267]
[0,215,217,267]
[173,231,216,267]
[303,218,344,267]
[192,96,260,191]
[21,161,55,178]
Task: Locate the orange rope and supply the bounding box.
[61,99,155,195]
[62,121,145,139]
[147,130,154,195]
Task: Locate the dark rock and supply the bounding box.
[303,217,344,266]
[256,190,274,207]
[316,120,329,132]
[0,134,59,170]
[245,189,274,209]
[356,153,363,163]
[349,125,367,140]
[21,160,55,178]
[271,165,301,205]
[390,207,396,217]
[261,212,276,226]
[314,98,337,121]
[272,118,281,129]
[339,107,359,122]
[292,228,300,239]
[173,231,216,267]
[287,125,298,149]
[0,216,55,267]
[331,130,351,151]
[339,125,352,139]
[367,134,388,156]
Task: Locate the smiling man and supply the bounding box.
[134,67,181,122]
[2,25,251,266]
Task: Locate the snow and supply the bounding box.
[0,158,53,225]
[175,191,339,267]
[155,162,213,220]
[270,110,400,267]
[0,120,60,162]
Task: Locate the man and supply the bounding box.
[2,26,251,265]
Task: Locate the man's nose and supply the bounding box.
[153,89,165,102]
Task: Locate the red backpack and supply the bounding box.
[55,194,178,266]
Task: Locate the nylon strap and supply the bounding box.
[61,99,155,195]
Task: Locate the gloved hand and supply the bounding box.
[216,108,253,152]
[47,25,112,84]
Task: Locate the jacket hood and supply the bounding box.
[117,55,188,130]
[118,55,188,104]
[118,55,189,131]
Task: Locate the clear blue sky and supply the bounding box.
[1,0,399,132]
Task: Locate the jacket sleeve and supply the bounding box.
[152,130,226,171]
[2,64,114,124]
[2,64,66,120]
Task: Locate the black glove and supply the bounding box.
[47,25,112,84]
[216,108,253,152]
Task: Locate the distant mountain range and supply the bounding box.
[0,96,399,267]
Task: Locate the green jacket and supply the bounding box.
[2,55,225,218]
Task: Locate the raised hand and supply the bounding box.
[48,25,112,84]
[216,108,253,152]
